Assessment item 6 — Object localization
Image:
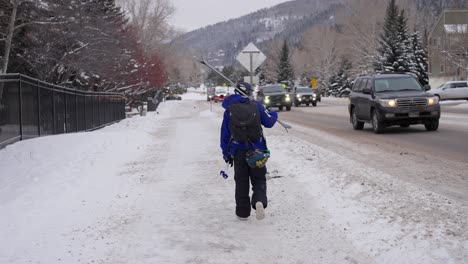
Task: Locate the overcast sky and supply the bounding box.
[169,0,289,31]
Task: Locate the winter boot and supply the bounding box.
[237,216,249,221]
[255,202,265,220]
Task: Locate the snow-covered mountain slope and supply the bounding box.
[174,0,342,65]
[173,0,467,67]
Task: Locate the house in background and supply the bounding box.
[428,9,468,88]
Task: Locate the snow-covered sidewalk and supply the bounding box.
[1,94,467,263]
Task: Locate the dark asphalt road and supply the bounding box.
[280,99,468,163]
[277,98,468,204]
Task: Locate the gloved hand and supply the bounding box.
[224,156,233,167]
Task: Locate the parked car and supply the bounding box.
[348,74,440,134]
[292,87,319,107]
[257,84,292,111]
[206,87,215,101]
[213,86,228,102]
[428,81,468,101]
[166,94,182,101]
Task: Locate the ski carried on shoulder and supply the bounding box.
[198,57,292,131]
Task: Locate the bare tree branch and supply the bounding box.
[121,0,175,54]
[14,21,69,31]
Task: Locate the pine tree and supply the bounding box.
[375,0,402,73]
[300,71,311,86]
[329,57,352,96]
[277,40,294,84]
[44,0,134,90]
[410,31,429,85]
[0,0,50,75]
[395,9,415,73]
[376,0,418,77]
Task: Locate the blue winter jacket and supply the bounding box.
[221,94,278,158]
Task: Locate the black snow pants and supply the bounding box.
[233,150,268,218]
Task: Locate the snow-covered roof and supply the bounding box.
[444,24,468,34]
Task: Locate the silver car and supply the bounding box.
[429,81,468,100]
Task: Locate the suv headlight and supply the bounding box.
[378,99,397,107]
[296,94,301,98]
[264,96,270,104]
[285,94,291,102]
[427,96,439,106]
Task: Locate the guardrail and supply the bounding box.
[0,74,125,148]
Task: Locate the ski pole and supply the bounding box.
[199,57,292,131]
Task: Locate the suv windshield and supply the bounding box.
[374,77,422,93]
[263,85,284,93]
[296,88,313,93]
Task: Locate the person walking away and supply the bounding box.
[220,82,278,221]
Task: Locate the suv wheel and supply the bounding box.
[372,110,384,134]
[312,101,317,107]
[351,108,364,130]
[279,106,284,111]
[286,105,291,111]
[425,119,439,131]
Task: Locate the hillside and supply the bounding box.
[173,0,342,66]
[174,0,467,67]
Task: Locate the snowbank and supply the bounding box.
[453,103,468,109]
[266,131,468,263]
[182,92,206,101]
[321,96,349,103]
[186,87,205,93]
[440,100,468,106]
[0,103,176,264]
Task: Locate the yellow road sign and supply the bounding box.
[311,78,318,89]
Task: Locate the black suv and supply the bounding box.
[292,87,320,107]
[348,74,440,134]
[257,84,292,111]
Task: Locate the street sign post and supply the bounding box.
[236,43,266,87]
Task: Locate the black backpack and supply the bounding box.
[229,100,262,144]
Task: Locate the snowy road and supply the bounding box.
[1,94,467,263]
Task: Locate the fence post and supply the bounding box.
[18,75,23,140]
[37,79,41,136]
[52,90,56,134]
[91,95,94,129]
[84,94,87,131]
[75,91,78,132]
[98,94,101,127]
[64,89,68,133]
[106,96,109,124]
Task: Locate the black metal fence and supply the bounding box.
[0,74,125,148]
